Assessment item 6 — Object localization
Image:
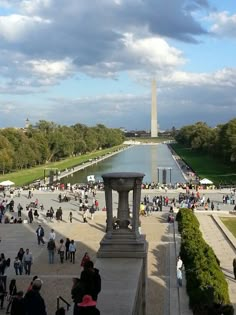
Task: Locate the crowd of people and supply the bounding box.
[0,241,101,315]
[0,183,101,226]
[0,270,101,315]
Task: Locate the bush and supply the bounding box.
[177,208,233,315]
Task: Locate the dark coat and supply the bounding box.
[10,297,25,315]
[76,306,100,315]
[80,268,101,301]
[24,289,47,315]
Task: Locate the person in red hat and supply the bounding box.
[77,295,100,315]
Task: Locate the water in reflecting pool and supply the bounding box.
[61,144,186,184]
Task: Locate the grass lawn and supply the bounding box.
[220,217,236,238]
[171,143,236,185]
[0,145,125,187]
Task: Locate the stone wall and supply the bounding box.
[96,258,145,315]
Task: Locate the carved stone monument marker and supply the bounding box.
[97,172,147,258]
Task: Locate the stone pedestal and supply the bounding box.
[97,172,147,258]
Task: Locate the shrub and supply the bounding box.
[177,208,233,314]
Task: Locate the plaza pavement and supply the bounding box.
[0,188,235,315]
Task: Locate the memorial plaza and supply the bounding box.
[0,187,236,314]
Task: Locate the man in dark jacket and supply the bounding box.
[24,278,47,315]
[80,261,101,301]
[36,225,45,245]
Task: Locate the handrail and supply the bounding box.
[57,296,71,311]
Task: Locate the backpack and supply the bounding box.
[48,240,55,250]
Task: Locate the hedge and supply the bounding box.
[176,208,234,315]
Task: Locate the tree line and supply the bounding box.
[0,121,125,174]
[175,118,236,165]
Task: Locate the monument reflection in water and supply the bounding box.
[60,144,186,185]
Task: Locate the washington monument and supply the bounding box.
[151,79,158,137]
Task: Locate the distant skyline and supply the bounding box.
[0,0,236,130]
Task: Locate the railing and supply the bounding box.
[56,296,71,312]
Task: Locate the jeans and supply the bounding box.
[59,251,64,264]
[70,251,75,263]
[24,261,32,275]
[37,236,45,245]
[15,265,23,275]
[48,250,55,264]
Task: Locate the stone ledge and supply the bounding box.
[95,258,144,315]
[211,214,236,250]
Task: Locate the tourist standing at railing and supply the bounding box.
[6,278,17,313]
[10,290,25,315]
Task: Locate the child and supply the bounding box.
[14,257,23,275]
[80,252,90,268]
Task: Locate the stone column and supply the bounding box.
[132,178,142,237]
[103,179,113,238]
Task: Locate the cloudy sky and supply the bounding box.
[0,0,236,130]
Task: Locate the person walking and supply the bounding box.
[36,225,45,245]
[233,257,236,279]
[0,278,6,310]
[13,257,23,275]
[22,249,33,275]
[58,239,65,264]
[80,261,101,301]
[176,256,183,287]
[28,209,33,224]
[6,279,17,313]
[69,240,76,264]
[80,252,90,268]
[69,212,73,223]
[49,229,56,240]
[65,238,70,261]
[47,238,56,264]
[82,209,88,223]
[17,248,24,262]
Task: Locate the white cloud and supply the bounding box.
[27,58,73,77]
[20,0,52,14]
[209,11,236,37]
[162,68,236,87]
[0,14,51,41]
[122,34,185,69]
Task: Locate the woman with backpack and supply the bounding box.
[6,279,17,313]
